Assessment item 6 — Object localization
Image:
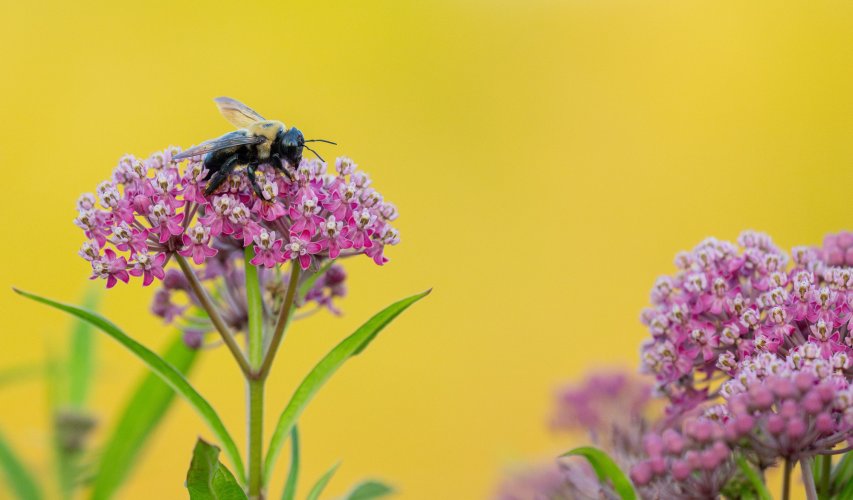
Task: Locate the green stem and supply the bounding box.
[819,455,831,498]
[247,379,264,499]
[175,254,252,376]
[782,458,793,500]
[257,264,301,379]
[244,248,264,369]
[802,458,818,500]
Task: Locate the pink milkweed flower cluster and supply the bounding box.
[629,417,735,499]
[494,461,619,500]
[75,150,400,288]
[721,351,852,464]
[552,372,653,437]
[496,371,655,500]
[639,230,853,415]
[151,242,349,349]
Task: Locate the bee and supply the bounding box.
[174,97,335,197]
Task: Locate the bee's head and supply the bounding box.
[282,127,304,148]
[277,127,304,166]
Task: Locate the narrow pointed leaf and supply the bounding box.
[13,288,245,484]
[560,446,637,500]
[305,462,340,500]
[342,480,394,500]
[186,439,247,500]
[832,452,853,492]
[0,428,41,500]
[68,288,99,407]
[280,426,300,500]
[735,455,772,500]
[91,334,200,500]
[0,365,42,389]
[264,289,431,483]
[45,343,75,498]
[838,466,853,500]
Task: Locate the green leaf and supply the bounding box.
[838,462,853,500]
[0,364,42,389]
[560,446,637,500]
[0,428,41,500]
[735,455,772,500]
[832,452,853,494]
[90,334,200,500]
[280,426,300,500]
[45,343,76,498]
[342,480,394,500]
[68,288,99,408]
[186,439,247,500]
[263,289,431,483]
[305,462,340,500]
[13,288,245,484]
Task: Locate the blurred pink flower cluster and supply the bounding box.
[75,149,400,288]
[630,231,853,497]
[498,231,853,500]
[498,372,655,500]
[639,230,852,415]
[151,243,348,348]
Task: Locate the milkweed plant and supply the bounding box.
[499,231,853,500]
[15,128,429,499]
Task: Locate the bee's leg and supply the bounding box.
[271,155,294,182]
[204,156,239,196]
[246,162,266,199]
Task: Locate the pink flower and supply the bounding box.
[250,229,284,268]
[148,202,185,244]
[821,231,853,266]
[283,231,322,270]
[179,224,217,264]
[90,249,129,288]
[290,195,324,235]
[199,195,238,236]
[318,216,352,259]
[345,208,376,249]
[129,252,167,286]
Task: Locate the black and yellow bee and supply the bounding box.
[174,97,334,197]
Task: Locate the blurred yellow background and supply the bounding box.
[1,0,852,498]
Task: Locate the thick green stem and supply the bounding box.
[802,458,818,500]
[257,264,301,379]
[244,248,265,369]
[782,458,793,500]
[175,254,252,376]
[819,455,831,498]
[247,379,264,499]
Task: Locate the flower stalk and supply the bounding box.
[801,458,818,500]
[175,254,252,376]
[244,247,267,498]
[247,378,264,499]
[257,265,301,380]
[245,247,265,369]
[819,455,831,498]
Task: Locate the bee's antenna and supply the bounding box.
[304,145,325,163]
[304,139,337,145]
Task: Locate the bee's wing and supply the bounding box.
[213,97,266,128]
[173,131,265,160]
